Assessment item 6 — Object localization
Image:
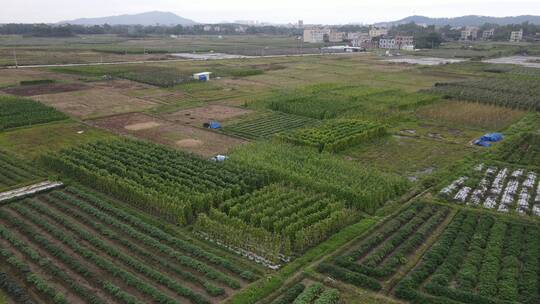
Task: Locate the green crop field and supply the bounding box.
[276,119,386,152]
[0,95,68,131]
[395,210,540,304]
[195,183,359,263]
[223,112,318,140]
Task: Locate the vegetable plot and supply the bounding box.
[270,283,340,304]
[429,77,540,111]
[229,142,410,214]
[0,150,43,191]
[317,203,450,291]
[0,186,260,304]
[0,95,68,131]
[395,210,540,304]
[42,139,268,225]
[495,132,540,166]
[223,112,317,140]
[276,119,386,152]
[194,183,359,264]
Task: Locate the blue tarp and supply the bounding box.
[474,139,492,147]
[480,133,504,142]
[208,121,221,129]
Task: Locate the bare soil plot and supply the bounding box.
[33,87,158,119]
[1,82,88,96]
[89,112,246,157]
[163,105,252,127]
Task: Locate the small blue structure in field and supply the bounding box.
[474,133,504,147]
[204,121,221,129]
[193,72,212,81]
[480,133,503,142]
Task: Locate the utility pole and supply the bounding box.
[13,50,18,68]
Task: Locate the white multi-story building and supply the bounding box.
[379,36,414,50]
[482,29,495,40]
[369,27,388,38]
[510,29,523,42]
[328,31,345,42]
[303,27,328,43]
[461,27,479,40]
[303,27,344,43]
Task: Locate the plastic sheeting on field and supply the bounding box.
[474,132,504,147]
[480,133,504,142]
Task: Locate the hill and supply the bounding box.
[375,15,540,27]
[60,11,198,26]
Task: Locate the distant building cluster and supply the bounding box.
[459,26,524,42]
[303,26,415,50]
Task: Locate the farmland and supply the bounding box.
[228,142,410,213]
[42,139,268,224]
[0,150,43,192]
[223,112,317,140]
[195,183,359,263]
[0,185,260,303]
[270,282,340,304]
[494,132,540,166]
[1,35,540,304]
[276,119,385,152]
[395,210,540,304]
[429,76,540,110]
[317,203,451,292]
[0,95,68,131]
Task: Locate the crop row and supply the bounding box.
[270,283,340,304]
[318,203,449,289]
[229,142,410,214]
[395,210,540,304]
[429,77,540,111]
[42,138,268,224]
[276,119,385,152]
[0,95,67,131]
[440,164,540,216]
[0,150,42,191]
[223,112,317,140]
[0,185,259,303]
[194,183,359,263]
[495,132,540,167]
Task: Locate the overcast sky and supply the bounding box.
[2,0,540,24]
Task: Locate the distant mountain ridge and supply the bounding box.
[60,11,198,26]
[375,15,540,27]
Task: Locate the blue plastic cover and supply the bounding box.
[480,133,503,142]
[208,121,221,129]
[474,139,492,147]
